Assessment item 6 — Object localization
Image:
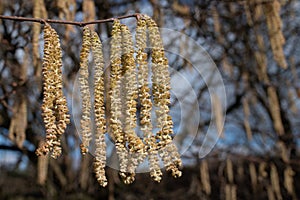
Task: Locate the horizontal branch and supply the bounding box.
[0,13,141,27]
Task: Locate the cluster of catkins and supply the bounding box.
[36,23,70,158]
[36,15,182,187]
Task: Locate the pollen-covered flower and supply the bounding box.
[110,20,128,180]
[136,16,162,182]
[121,23,146,184]
[79,26,92,155]
[145,15,182,178]
[36,23,70,159]
[91,30,107,187]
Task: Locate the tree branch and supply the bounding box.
[0,13,141,27]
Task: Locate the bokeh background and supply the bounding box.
[0,0,300,199]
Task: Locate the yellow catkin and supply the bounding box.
[231,185,237,200]
[145,15,182,178]
[56,0,76,41]
[243,98,252,140]
[244,1,253,26]
[33,0,48,73]
[83,0,95,30]
[90,30,107,187]
[288,88,297,114]
[263,0,287,69]
[237,163,244,180]
[249,162,257,192]
[211,5,224,44]
[8,96,27,148]
[200,159,211,195]
[267,185,276,200]
[79,27,92,155]
[120,24,146,184]
[136,17,162,182]
[221,56,233,77]
[259,162,268,178]
[110,20,128,180]
[226,158,234,184]
[36,23,70,158]
[277,141,289,163]
[225,184,231,200]
[212,93,224,138]
[284,166,296,198]
[37,141,49,185]
[267,86,284,135]
[270,163,282,200]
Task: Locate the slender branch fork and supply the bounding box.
[0,13,141,26]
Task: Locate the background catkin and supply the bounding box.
[284,166,295,196]
[109,20,128,180]
[270,163,282,200]
[36,23,70,158]
[79,26,92,155]
[249,162,257,192]
[263,0,287,69]
[200,159,211,195]
[8,96,27,148]
[90,30,107,187]
[33,0,48,75]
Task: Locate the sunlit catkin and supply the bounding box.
[90,30,107,187]
[136,17,162,182]
[79,27,92,155]
[249,162,257,192]
[200,159,211,195]
[270,163,282,200]
[284,166,295,196]
[33,0,48,73]
[110,20,128,180]
[243,98,252,140]
[226,158,234,184]
[121,24,145,184]
[145,15,182,178]
[36,23,70,158]
[263,0,287,69]
[267,86,284,135]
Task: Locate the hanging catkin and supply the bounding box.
[267,86,284,135]
[109,20,128,180]
[263,0,287,69]
[226,158,234,184]
[145,15,182,179]
[270,163,282,200]
[200,159,211,195]
[33,0,48,75]
[212,5,224,44]
[83,0,96,30]
[90,30,107,187]
[249,162,257,192]
[243,98,252,140]
[36,23,70,158]
[284,166,295,197]
[136,17,162,182]
[121,24,145,184]
[259,161,268,178]
[56,0,76,41]
[277,141,289,163]
[79,27,92,155]
[8,96,27,148]
[212,93,224,138]
[37,141,49,185]
[267,185,276,200]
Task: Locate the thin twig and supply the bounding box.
[0,13,141,27]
